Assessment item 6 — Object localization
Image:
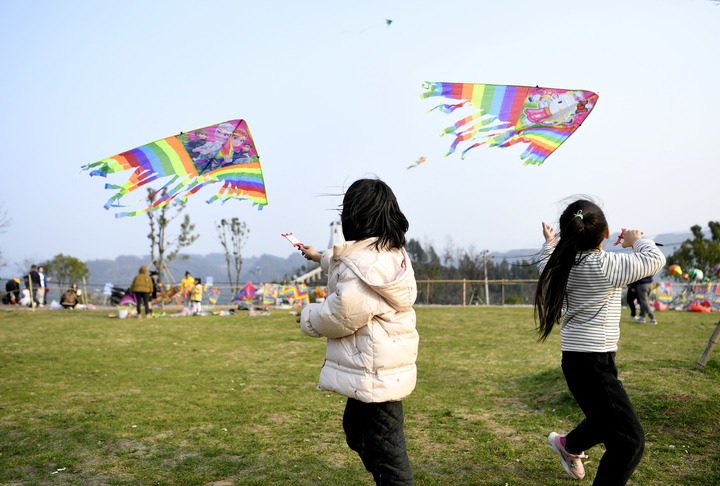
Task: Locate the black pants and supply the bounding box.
[135,292,150,316]
[626,286,638,317]
[562,351,644,485]
[343,398,414,486]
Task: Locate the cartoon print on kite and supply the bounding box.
[81,119,267,218]
[422,82,599,165]
[178,122,235,173]
[228,127,257,164]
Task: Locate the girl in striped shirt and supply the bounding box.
[534,199,665,484]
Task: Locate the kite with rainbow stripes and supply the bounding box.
[422,82,598,166]
[81,119,267,217]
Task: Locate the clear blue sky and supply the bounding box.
[1,0,718,274]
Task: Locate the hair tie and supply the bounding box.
[574,210,584,220]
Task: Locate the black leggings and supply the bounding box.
[343,398,414,486]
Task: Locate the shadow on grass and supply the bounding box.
[515,367,576,414]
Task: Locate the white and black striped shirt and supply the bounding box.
[539,239,666,352]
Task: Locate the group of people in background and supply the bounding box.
[180,271,203,314]
[0,264,205,317]
[2,264,62,308]
[21,264,47,307]
[126,267,203,318]
[2,264,83,309]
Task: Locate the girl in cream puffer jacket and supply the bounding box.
[300,239,418,402]
[298,178,418,486]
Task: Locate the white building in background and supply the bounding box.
[328,220,344,248]
[293,221,343,284]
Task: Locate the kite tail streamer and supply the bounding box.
[428,101,469,114]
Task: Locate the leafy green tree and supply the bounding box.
[43,254,89,290]
[458,249,484,281]
[406,239,427,269]
[147,188,200,284]
[407,239,445,304]
[667,222,720,278]
[216,218,249,296]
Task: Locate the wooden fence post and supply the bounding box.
[696,320,720,370]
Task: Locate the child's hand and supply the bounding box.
[542,222,556,243]
[300,245,321,263]
[621,229,644,248]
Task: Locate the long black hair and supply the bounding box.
[340,178,409,251]
[534,199,608,341]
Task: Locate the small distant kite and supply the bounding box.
[81,119,267,217]
[385,19,393,27]
[422,82,599,165]
[406,156,427,170]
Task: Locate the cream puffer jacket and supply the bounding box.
[300,238,419,403]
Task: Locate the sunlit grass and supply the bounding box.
[1,307,718,484]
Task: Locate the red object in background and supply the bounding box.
[687,300,712,313]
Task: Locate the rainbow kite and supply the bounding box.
[422,82,598,165]
[281,284,310,305]
[206,286,221,305]
[81,119,267,217]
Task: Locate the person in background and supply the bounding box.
[149,270,160,307]
[534,198,665,484]
[3,277,21,304]
[38,266,47,307]
[633,275,657,325]
[297,178,419,486]
[625,280,638,320]
[26,264,41,307]
[180,271,194,310]
[190,277,203,315]
[130,265,154,319]
[149,270,159,298]
[60,283,81,309]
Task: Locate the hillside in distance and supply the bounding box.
[84,231,695,289]
[85,252,309,289]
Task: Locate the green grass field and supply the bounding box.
[1,306,719,485]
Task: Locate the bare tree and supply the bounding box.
[0,204,9,233]
[0,203,11,269]
[216,218,249,296]
[147,188,200,285]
